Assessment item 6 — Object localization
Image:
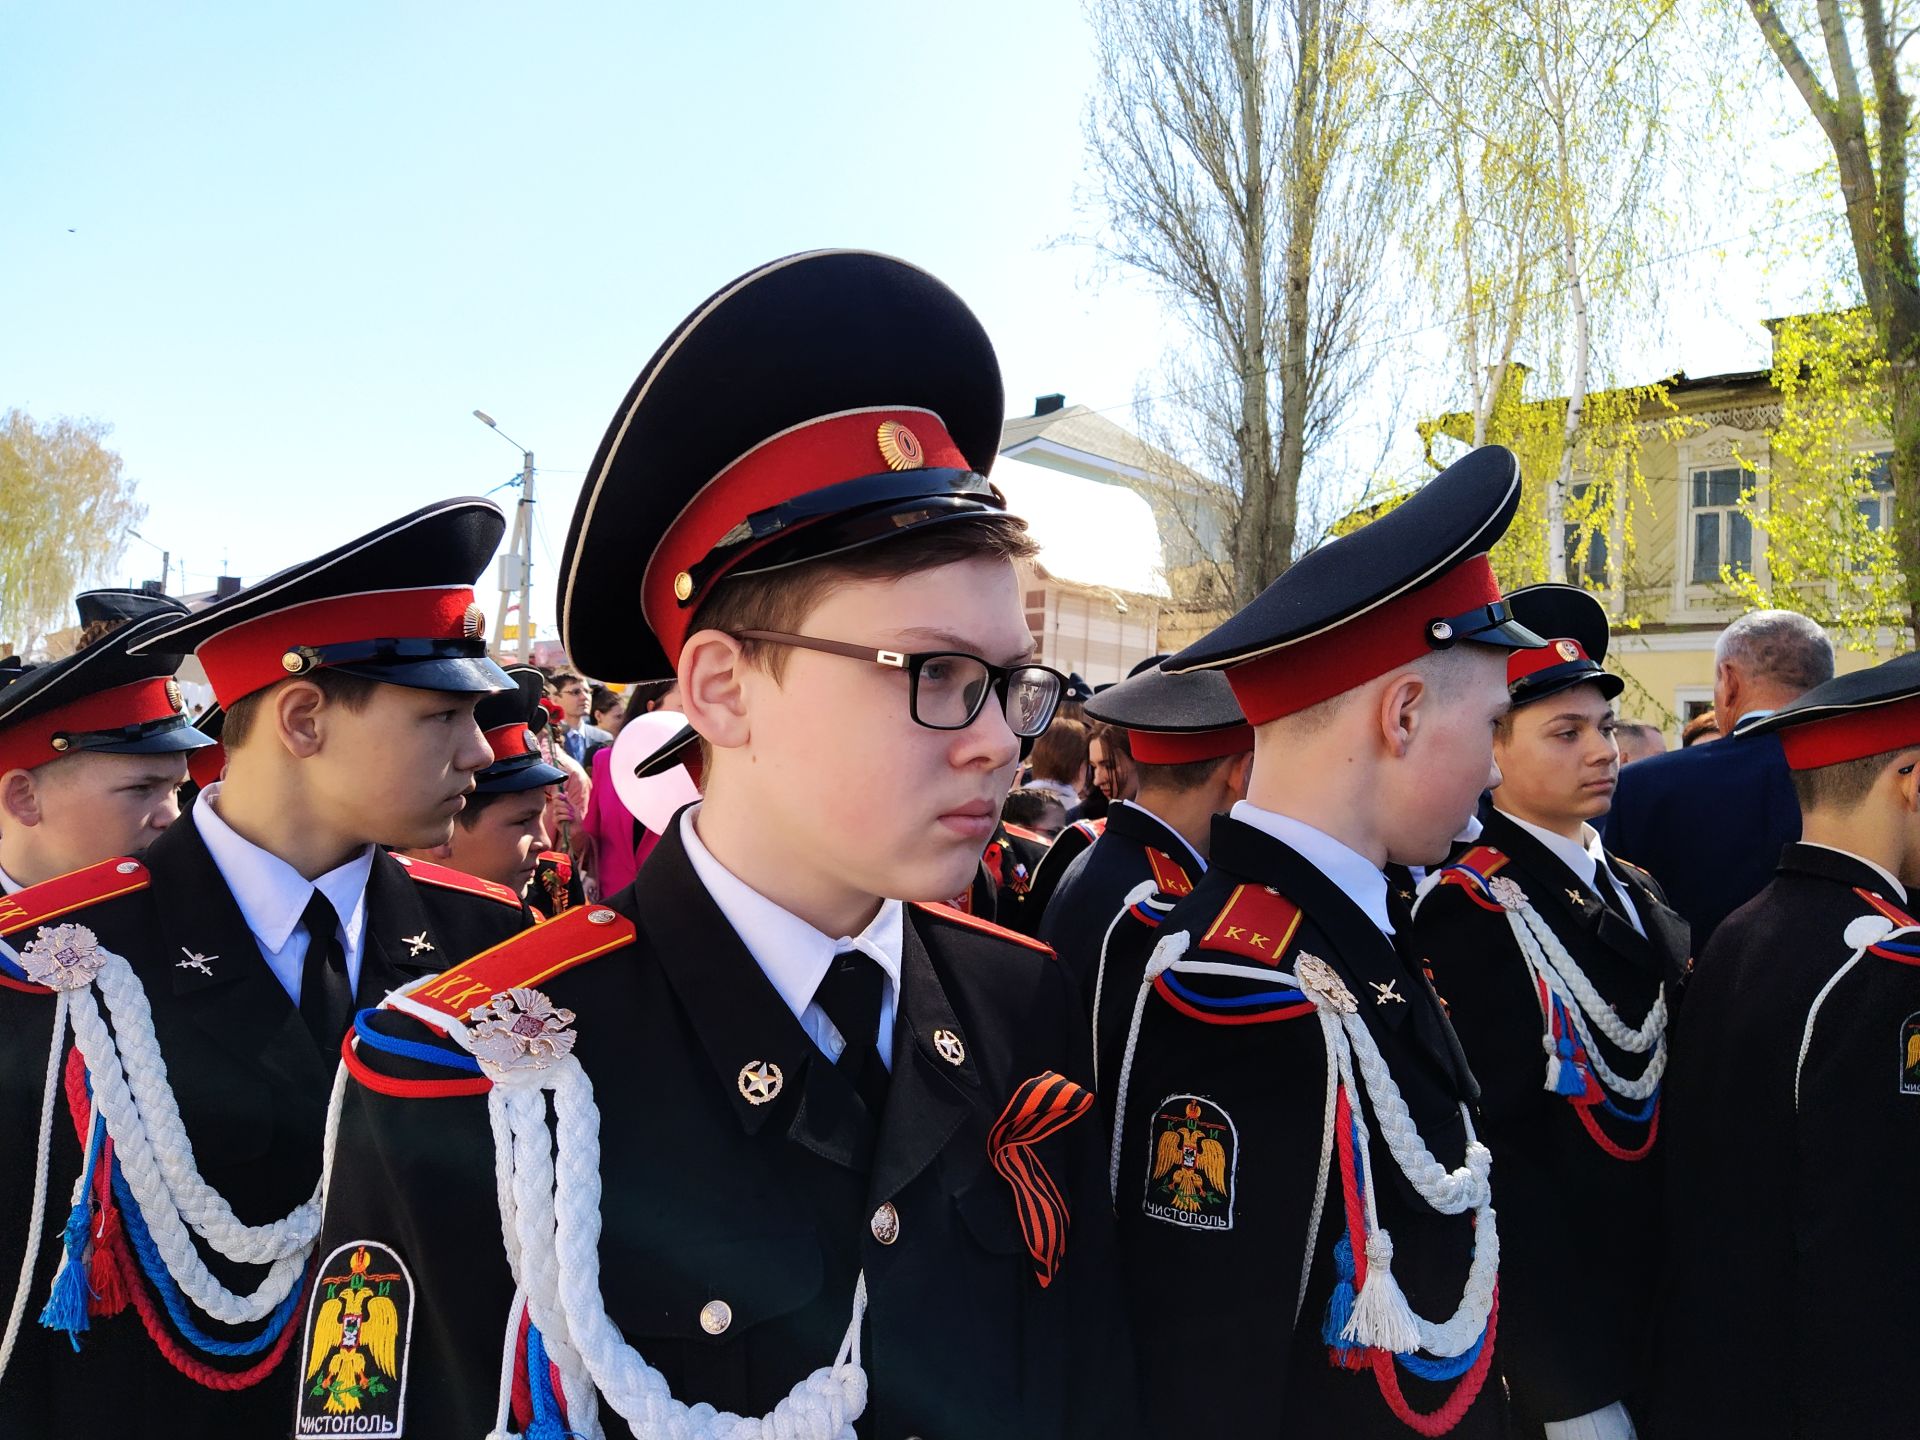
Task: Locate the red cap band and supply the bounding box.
[1509,637,1591,685]
[1777,694,1920,770]
[0,678,185,776]
[195,586,478,705]
[641,407,966,666]
[1224,557,1502,724]
[1129,724,1255,765]
[187,743,226,790]
[484,722,540,765]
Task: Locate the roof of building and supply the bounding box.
[1000,403,1202,488]
[990,453,1169,599]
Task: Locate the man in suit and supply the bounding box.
[1602,608,1832,949]
[1411,584,1690,1439]
[1100,445,1544,1437]
[1041,662,1252,1009]
[0,501,533,1437]
[1656,652,1920,1437]
[310,251,1134,1438]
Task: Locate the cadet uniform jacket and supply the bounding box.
[1411,810,1688,1427]
[1038,801,1197,1006]
[0,814,529,1439]
[1656,843,1920,1438]
[1100,815,1505,1437]
[314,820,1137,1439]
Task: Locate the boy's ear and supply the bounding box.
[677,629,753,752]
[1894,750,1920,811]
[271,680,328,760]
[1376,670,1426,760]
[0,768,43,829]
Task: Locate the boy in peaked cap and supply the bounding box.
[1409,584,1690,1439]
[1040,661,1253,1011]
[0,590,214,891]
[0,501,532,1438]
[313,249,1136,1439]
[1656,651,1920,1437]
[1098,446,1544,1437]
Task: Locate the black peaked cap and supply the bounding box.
[1504,583,1625,706]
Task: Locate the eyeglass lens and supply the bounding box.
[911,656,1060,736]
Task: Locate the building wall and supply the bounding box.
[1021,568,1161,686]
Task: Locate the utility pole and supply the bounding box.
[473,410,537,662]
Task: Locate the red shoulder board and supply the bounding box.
[1856,887,1920,930]
[1072,818,1106,842]
[1195,883,1303,967]
[401,903,636,1022]
[1144,847,1194,898]
[1005,823,1050,847]
[1454,845,1509,877]
[1436,845,1510,912]
[391,854,524,909]
[913,900,1056,956]
[0,858,150,939]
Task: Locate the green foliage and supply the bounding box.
[0,411,145,654]
[1722,308,1908,651]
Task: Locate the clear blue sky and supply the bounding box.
[2,2,1820,638]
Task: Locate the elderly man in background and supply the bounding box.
[1602,608,1833,950]
[1614,719,1668,765]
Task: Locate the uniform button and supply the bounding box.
[698,1299,732,1335]
[870,1201,900,1245]
[115,861,139,874]
[588,908,617,925]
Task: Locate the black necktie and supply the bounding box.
[813,950,889,1114]
[298,890,355,1055]
[1594,866,1638,932]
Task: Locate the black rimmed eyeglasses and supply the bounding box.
[734,630,1067,737]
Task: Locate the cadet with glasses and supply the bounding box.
[307,250,1136,1439]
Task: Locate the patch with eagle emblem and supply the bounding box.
[1901,1012,1920,1095]
[294,1241,415,1436]
[1143,1094,1238,1231]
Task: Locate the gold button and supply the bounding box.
[281,649,306,673]
[588,908,617,925]
[50,736,69,752]
[673,571,694,602]
[870,1201,900,1245]
[698,1299,732,1335]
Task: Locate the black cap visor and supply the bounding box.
[634,722,700,779]
[1510,663,1626,709]
[474,754,568,794]
[1426,599,1546,653]
[57,713,216,758]
[287,638,513,695]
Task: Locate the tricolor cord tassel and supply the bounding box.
[1345,1228,1423,1355]
[1321,1234,1366,1369]
[40,1106,105,1345]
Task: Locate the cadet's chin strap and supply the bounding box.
[400,978,869,1440]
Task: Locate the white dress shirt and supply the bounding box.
[680,806,904,1069]
[0,864,21,896]
[1230,801,1395,936]
[1115,798,1207,875]
[1797,841,1908,902]
[1497,809,1645,937]
[193,782,375,1003]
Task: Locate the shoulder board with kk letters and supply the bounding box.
[1144,847,1194,898]
[398,903,636,1024]
[1195,883,1303,967]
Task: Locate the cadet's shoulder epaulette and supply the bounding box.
[0,858,150,940]
[913,900,1056,956]
[1068,817,1105,843]
[1004,822,1050,847]
[1853,887,1920,964]
[1431,844,1511,912]
[390,853,524,909]
[1144,846,1195,898]
[1193,882,1304,967]
[395,902,637,1025]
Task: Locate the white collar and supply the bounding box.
[0,864,21,896]
[1229,801,1394,936]
[1496,809,1606,889]
[678,805,904,1049]
[192,782,374,955]
[1025,778,1081,811]
[1798,841,1909,902]
[1116,797,1207,874]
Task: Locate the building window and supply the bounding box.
[1689,465,1753,584]
[1858,451,1894,532]
[1564,482,1608,587]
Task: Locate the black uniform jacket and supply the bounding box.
[0,814,528,1439]
[1039,801,1198,1005]
[1655,843,1920,1439]
[319,820,1137,1439]
[983,820,1051,936]
[1410,810,1689,1426]
[1020,818,1104,937]
[1100,814,1505,1437]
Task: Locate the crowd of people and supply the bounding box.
[0,248,1914,1440]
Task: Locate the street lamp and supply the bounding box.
[126,529,177,595]
[474,410,536,663]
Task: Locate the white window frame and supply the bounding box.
[1672,426,1768,617]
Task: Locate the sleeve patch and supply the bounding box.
[296,1241,416,1434]
[1142,1094,1238,1231]
[1195,883,1302,966]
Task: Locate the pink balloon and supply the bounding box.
[608,710,701,834]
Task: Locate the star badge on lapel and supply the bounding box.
[403,932,434,957]
[737,1060,783,1105]
[176,947,217,977]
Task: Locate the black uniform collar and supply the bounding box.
[1478,809,1668,980]
[1102,799,1198,866]
[1776,841,1911,903]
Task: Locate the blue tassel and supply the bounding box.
[1322,1232,1366,1367]
[1550,1042,1587,1097]
[39,1106,106,1349]
[523,1321,566,1440]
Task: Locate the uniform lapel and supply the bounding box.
[357,851,457,1005]
[1609,861,1692,984]
[147,813,330,1097]
[1484,811,1665,979]
[869,912,979,1206]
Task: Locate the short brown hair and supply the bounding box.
[1029,717,1089,785]
[1790,747,1911,813]
[220,669,381,753]
[688,514,1038,683]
